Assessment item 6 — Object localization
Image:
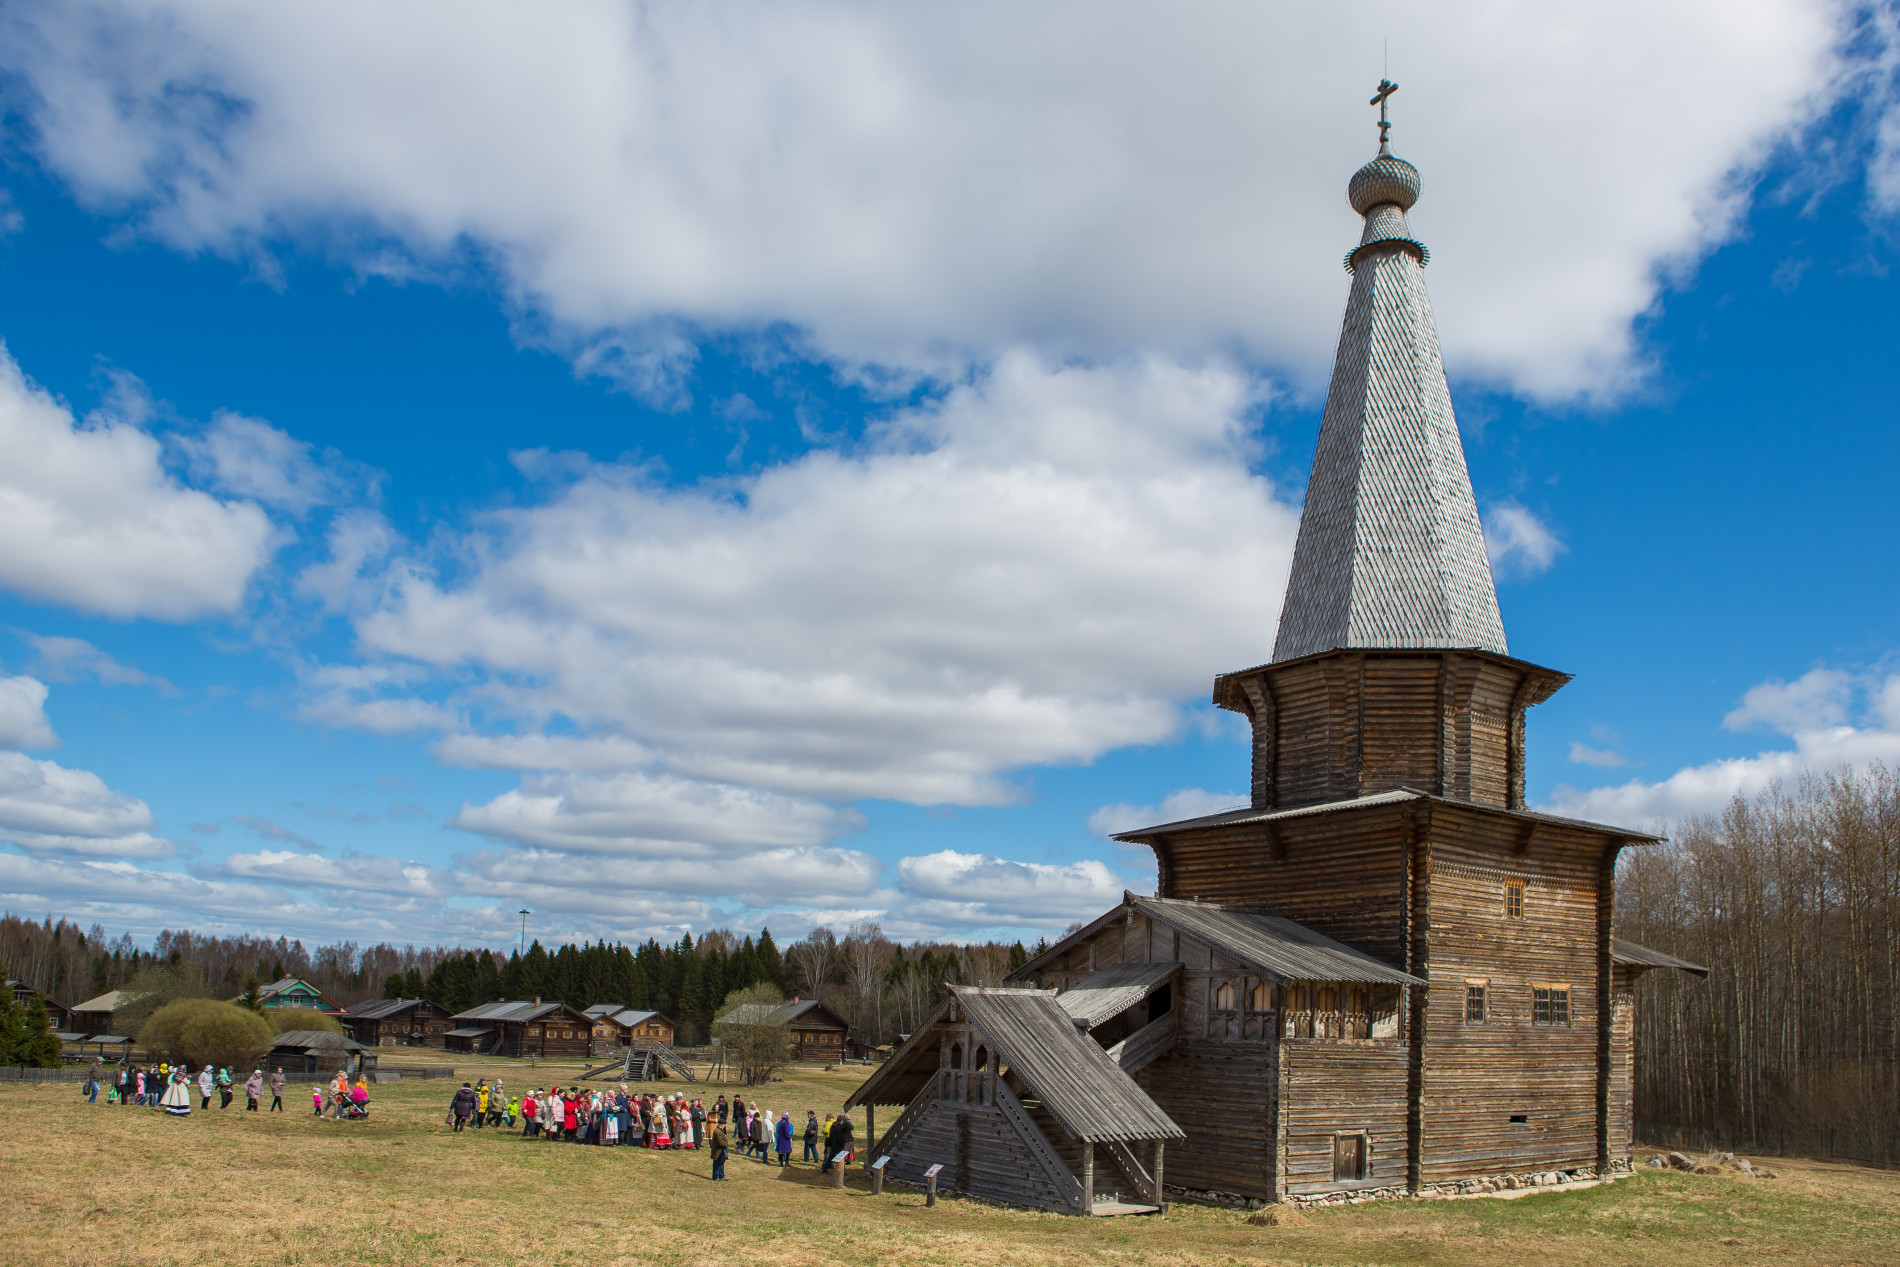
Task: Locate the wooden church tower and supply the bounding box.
[850,86,1703,1211]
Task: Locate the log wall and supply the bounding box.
[1279,1041,1409,1194]
[1138,1039,1278,1199]
[886,1100,1078,1213]
[1158,807,1408,964]
[1418,815,1607,1182]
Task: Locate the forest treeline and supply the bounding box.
[0,913,1041,1048]
[1620,763,1900,1166]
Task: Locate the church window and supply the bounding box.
[1532,985,1570,1026]
[1214,982,1236,1010]
[1505,878,1526,920]
[1287,984,1307,1012]
[1250,983,1271,1012]
[1317,985,1337,1013]
[1464,979,1488,1023]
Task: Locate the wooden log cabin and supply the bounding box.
[850,101,1704,1210]
[340,998,453,1048]
[584,1005,675,1054]
[445,1000,595,1057]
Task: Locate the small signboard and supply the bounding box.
[872,1156,891,1170]
[923,1163,944,1178]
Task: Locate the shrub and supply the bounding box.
[141,1000,269,1069]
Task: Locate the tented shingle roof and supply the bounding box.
[1272,149,1506,664]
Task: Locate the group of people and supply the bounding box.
[86,1060,370,1121]
[92,1061,284,1114]
[444,1082,856,1183]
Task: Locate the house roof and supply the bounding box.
[716,998,849,1030]
[1012,893,1424,988]
[70,990,127,1013]
[1612,938,1709,978]
[1052,960,1179,1030]
[269,1029,371,1053]
[252,978,345,1011]
[343,997,432,1021]
[451,1000,586,1024]
[953,988,1182,1143]
[443,1027,497,1039]
[1270,146,1505,665]
[584,1006,668,1027]
[1110,787,1665,846]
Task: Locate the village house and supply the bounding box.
[66,989,126,1036]
[848,101,1705,1214]
[445,1000,594,1057]
[583,1005,675,1054]
[716,997,853,1062]
[340,997,453,1048]
[249,977,346,1014]
[6,979,70,1030]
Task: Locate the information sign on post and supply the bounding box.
[871,1155,890,1195]
[923,1163,943,1207]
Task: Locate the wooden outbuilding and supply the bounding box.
[446,1000,594,1057]
[583,1005,675,1054]
[340,998,452,1048]
[67,990,126,1036]
[714,997,854,1062]
[268,1029,378,1076]
[850,109,1708,1209]
[846,985,1182,1215]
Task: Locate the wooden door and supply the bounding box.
[1332,1134,1365,1182]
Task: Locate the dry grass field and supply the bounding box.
[4,1055,1897,1267]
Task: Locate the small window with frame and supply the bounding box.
[1464,978,1488,1024]
[1250,982,1271,1012]
[1505,877,1526,920]
[1214,982,1236,1011]
[1531,984,1571,1026]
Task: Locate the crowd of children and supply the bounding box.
[87,1059,369,1120]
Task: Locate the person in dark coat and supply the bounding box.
[450,1082,476,1132]
[803,1110,820,1162]
[821,1113,853,1173]
[710,1121,729,1181]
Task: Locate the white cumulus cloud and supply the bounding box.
[1483,503,1566,580]
[1087,786,1247,838]
[0,346,274,619]
[0,750,172,858]
[1544,667,1900,826]
[896,849,1128,927]
[0,0,1845,398]
[0,675,57,750]
[327,355,1294,807]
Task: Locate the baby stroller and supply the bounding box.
[338,1095,371,1120]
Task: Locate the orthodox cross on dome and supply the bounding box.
[1370,78,1398,149]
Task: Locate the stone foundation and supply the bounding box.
[1167,1156,1634,1211]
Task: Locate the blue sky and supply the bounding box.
[0,2,1895,950]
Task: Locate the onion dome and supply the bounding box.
[1348,150,1422,215]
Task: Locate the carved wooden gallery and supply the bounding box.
[845,100,1705,1214]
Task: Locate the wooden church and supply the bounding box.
[847,90,1704,1213]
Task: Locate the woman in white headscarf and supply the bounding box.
[160,1068,193,1117]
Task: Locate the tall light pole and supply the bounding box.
[518,908,531,955]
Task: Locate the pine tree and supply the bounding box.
[1008,941,1028,972]
[756,927,785,990]
[0,989,20,1066]
[382,972,405,999]
[19,1001,59,1068]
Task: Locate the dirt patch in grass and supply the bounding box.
[4,1062,1896,1266]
